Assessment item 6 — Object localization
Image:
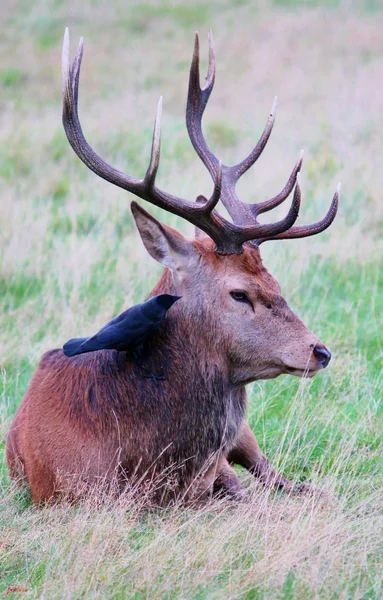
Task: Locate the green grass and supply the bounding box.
[0,68,27,89]
[1,0,383,597]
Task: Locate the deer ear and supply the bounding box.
[131,201,196,270]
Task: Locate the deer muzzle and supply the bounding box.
[312,344,332,369]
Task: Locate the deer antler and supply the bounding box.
[62,30,228,252]
[62,29,339,254]
[186,31,340,242]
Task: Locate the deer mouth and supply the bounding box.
[284,366,320,378]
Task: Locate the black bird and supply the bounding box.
[63,294,181,360]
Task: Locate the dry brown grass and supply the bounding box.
[1,474,382,598]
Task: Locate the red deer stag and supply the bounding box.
[6,30,340,504]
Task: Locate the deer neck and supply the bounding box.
[148,268,228,379]
[138,269,246,465]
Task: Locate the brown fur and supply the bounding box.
[6,221,329,504]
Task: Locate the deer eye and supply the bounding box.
[230,291,251,306]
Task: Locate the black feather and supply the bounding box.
[63,294,181,357]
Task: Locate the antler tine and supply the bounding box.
[194,161,222,240]
[205,30,215,90]
[186,34,303,234]
[255,151,304,216]
[235,176,301,246]
[144,96,163,188]
[62,28,70,96]
[256,182,340,245]
[203,161,222,212]
[229,97,278,182]
[63,29,140,186]
[186,32,219,176]
[61,29,239,251]
[184,31,340,248]
[195,171,301,251]
[193,161,222,210]
[71,36,84,107]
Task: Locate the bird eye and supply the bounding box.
[266,303,273,310]
[230,291,249,303]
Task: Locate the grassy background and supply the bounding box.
[0,0,382,597]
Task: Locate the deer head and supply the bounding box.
[61,29,340,384]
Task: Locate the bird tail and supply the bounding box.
[63,337,89,357]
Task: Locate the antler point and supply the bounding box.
[271,96,278,116]
[62,28,70,94]
[62,28,70,52]
[156,96,163,122]
[193,32,200,58]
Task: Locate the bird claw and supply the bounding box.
[144,372,166,385]
[140,365,166,385]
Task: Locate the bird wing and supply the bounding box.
[80,299,167,352]
[97,319,150,348]
[83,309,154,351]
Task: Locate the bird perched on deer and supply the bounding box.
[63,294,181,357]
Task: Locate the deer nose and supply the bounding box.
[313,345,331,368]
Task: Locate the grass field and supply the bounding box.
[0,0,382,597]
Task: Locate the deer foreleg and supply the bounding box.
[187,456,246,502]
[228,421,313,494]
[212,459,247,500]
